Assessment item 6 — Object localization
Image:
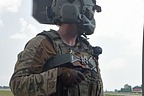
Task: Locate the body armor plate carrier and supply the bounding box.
[37,29,104,96]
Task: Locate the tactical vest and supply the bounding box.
[37,29,103,96]
[38,29,93,54]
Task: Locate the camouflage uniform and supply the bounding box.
[9,30,104,96]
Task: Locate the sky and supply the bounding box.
[0,0,144,91]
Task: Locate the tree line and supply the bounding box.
[0,86,10,89]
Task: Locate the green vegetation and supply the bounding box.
[105,94,124,96]
[105,92,142,96]
[105,94,125,96]
[0,90,142,96]
[0,90,13,96]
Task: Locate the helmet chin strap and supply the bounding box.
[77,14,95,35]
[77,24,89,39]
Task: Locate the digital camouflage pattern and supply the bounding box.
[9,30,104,96]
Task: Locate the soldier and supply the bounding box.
[9,0,104,96]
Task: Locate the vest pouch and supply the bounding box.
[67,69,95,96]
[68,80,89,96]
[78,81,90,96]
[88,70,103,96]
[78,70,103,96]
[90,80,103,96]
[77,79,103,96]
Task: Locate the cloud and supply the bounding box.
[89,0,143,59]
[101,58,127,70]
[19,18,28,32]
[10,33,27,39]
[0,20,4,27]
[10,18,38,40]
[0,0,21,13]
[19,18,37,33]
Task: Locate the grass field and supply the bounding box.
[0,90,13,96]
[105,92,142,96]
[0,89,142,96]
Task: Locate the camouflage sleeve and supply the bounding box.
[9,35,57,96]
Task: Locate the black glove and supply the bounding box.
[57,67,85,86]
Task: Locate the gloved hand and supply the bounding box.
[57,67,85,86]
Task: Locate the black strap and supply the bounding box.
[42,54,73,71]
